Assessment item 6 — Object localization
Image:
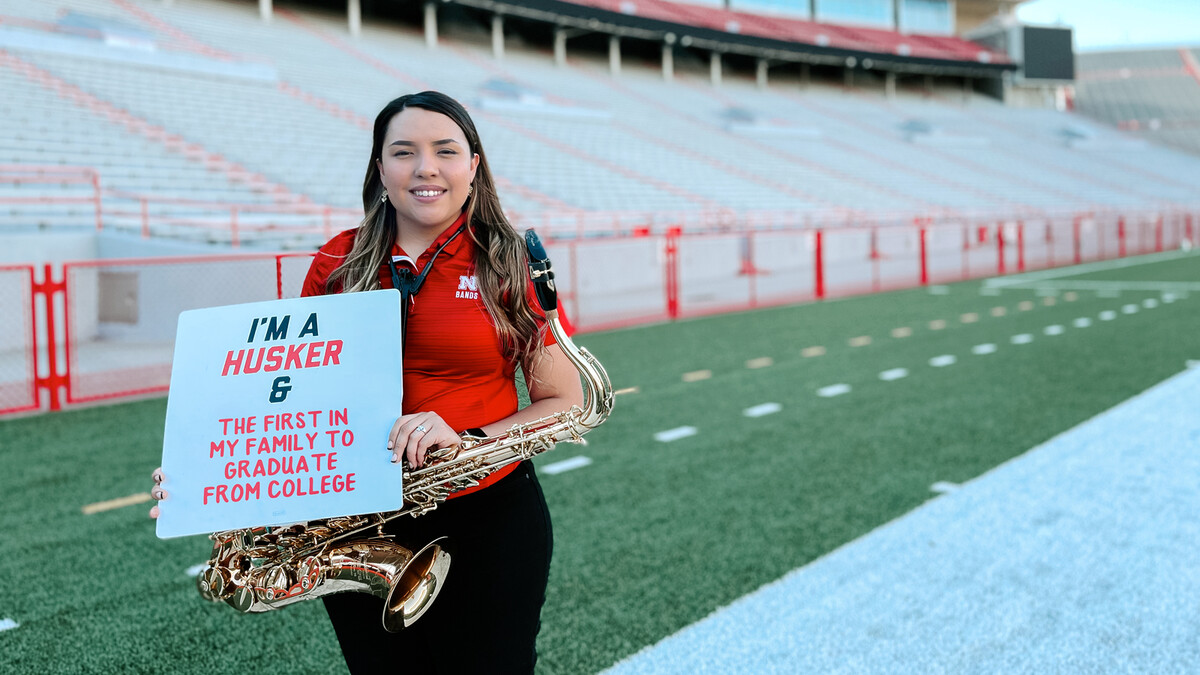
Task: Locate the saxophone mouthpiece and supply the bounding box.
[524,229,557,314]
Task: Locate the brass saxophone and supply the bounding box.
[195,230,613,631]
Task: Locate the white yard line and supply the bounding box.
[655,427,697,442]
[1028,281,1200,292]
[817,384,851,398]
[1121,304,1139,314]
[541,456,593,475]
[929,481,960,494]
[983,250,1196,288]
[1073,318,1092,328]
[744,403,782,418]
[879,368,909,381]
[929,355,957,367]
[972,344,998,355]
[0,618,18,632]
[1099,311,1117,321]
[1011,334,1034,344]
[1044,325,1065,336]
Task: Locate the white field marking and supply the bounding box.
[891,327,913,338]
[682,370,712,383]
[972,343,998,355]
[1044,325,1065,336]
[1011,334,1034,345]
[655,426,697,442]
[984,249,1197,288]
[960,312,979,323]
[929,319,947,330]
[82,492,153,515]
[1073,317,1093,328]
[930,481,960,494]
[1024,281,1200,293]
[928,285,950,295]
[1099,310,1117,321]
[746,357,774,369]
[1097,289,1121,298]
[744,402,783,418]
[1143,298,1158,309]
[614,386,641,396]
[991,306,1007,317]
[817,384,851,398]
[0,618,18,632]
[1121,304,1139,314]
[1187,360,1200,368]
[979,287,1001,296]
[541,456,593,475]
[1163,293,1177,303]
[879,368,908,381]
[848,336,872,347]
[1064,292,1078,301]
[802,346,826,357]
[929,355,957,367]
[185,564,208,578]
[1018,300,1034,311]
[1042,296,1057,306]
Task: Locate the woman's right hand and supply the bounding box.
[149,467,167,519]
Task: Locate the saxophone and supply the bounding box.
[195,229,613,631]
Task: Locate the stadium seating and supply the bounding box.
[0,0,1197,246]
[1075,47,1200,157]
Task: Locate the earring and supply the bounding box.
[467,185,473,196]
[380,190,388,204]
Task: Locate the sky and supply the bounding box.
[1016,0,1200,51]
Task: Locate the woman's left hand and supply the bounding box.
[388,411,460,469]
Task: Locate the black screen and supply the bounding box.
[1023,26,1074,81]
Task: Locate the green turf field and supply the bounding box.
[1,251,1197,674]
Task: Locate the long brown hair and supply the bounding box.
[326,91,544,368]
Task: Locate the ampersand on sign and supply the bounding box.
[269,376,292,403]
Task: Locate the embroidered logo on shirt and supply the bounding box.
[456,275,479,300]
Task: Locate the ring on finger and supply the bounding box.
[414,425,428,434]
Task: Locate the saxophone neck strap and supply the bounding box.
[386,223,467,341]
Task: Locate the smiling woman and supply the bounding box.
[149,91,585,674]
[303,91,583,673]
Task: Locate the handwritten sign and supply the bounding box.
[156,290,404,539]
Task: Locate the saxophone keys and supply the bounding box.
[264,566,294,594]
[197,566,231,602]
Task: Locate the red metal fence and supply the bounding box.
[4,210,1197,415]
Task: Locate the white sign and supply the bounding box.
[156,290,405,539]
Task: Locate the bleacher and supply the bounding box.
[0,0,1197,247]
[1075,47,1200,157]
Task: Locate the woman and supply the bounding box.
[153,91,582,673]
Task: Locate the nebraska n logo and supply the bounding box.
[456,275,479,300]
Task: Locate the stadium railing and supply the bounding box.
[0,165,102,230]
[0,264,38,415]
[5,208,1196,415]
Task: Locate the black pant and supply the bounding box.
[324,461,553,674]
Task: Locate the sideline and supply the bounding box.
[983,249,1197,288]
[605,367,1200,674]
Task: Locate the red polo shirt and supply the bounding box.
[301,212,556,497]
